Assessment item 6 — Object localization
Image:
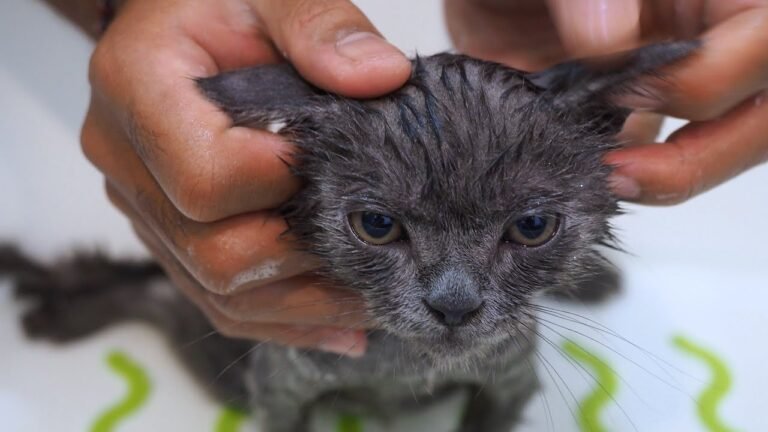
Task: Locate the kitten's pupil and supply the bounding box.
[516,216,548,240]
[362,212,394,238]
[506,214,559,246]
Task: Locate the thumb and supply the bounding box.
[546,0,642,57]
[251,0,412,98]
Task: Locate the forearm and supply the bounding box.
[40,0,120,39]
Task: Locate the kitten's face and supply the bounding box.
[198,44,696,364]
[282,56,620,364]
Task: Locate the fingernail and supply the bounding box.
[318,330,367,358]
[336,31,401,62]
[608,174,641,199]
[587,0,640,48]
[552,0,640,55]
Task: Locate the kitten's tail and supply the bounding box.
[0,243,48,281]
[0,242,165,295]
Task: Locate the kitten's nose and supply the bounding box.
[426,296,483,327]
[425,294,483,326]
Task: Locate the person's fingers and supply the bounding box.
[619,5,768,121]
[207,275,368,327]
[137,225,370,357]
[216,322,368,356]
[607,91,768,204]
[616,112,665,146]
[251,0,411,98]
[125,207,368,355]
[109,0,276,72]
[83,104,318,296]
[90,1,302,222]
[444,0,565,69]
[546,0,642,57]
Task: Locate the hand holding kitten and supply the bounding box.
[446,0,768,204]
[81,0,411,354]
[78,0,768,353]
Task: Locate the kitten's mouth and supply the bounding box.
[408,325,512,363]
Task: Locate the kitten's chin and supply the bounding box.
[406,329,513,370]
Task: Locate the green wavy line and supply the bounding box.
[337,414,363,432]
[91,351,151,432]
[672,335,739,432]
[562,341,618,432]
[214,406,249,432]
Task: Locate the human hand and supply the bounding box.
[445,0,768,204]
[82,0,411,355]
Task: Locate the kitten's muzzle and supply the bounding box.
[424,269,483,327]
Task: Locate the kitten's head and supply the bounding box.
[199,42,697,366]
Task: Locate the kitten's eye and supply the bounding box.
[349,212,404,245]
[505,215,559,247]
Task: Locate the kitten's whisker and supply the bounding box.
[516,325,580,428]
[532,304,681,381]
[408,381,420,404]
[534,317,649,405]
[216,339,273,381]
[535,314,691,403]
[513,337,555,432]
[531,317,641,432]
[215,317,372,383]
[529,322,618,409]
[180,329,220,349]
[221,393,248,408]
[532,304,699,382]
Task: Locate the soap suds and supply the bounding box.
[228,258,285,293]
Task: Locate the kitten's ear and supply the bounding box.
[527,40,700,133]
[196,63,329,129]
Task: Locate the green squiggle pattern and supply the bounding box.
[672,335,739,432]
[91,351,151,432]
[215,407,248,432]
[336,414,363,432]
[562,341,618,432]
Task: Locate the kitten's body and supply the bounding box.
[4,248,536,430]
[2,42,698,431]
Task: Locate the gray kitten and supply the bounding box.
[2,41,697,431]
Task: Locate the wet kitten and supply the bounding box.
[3,41,697,431]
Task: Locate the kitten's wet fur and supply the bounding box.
[2,41,697,431]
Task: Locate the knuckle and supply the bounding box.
[659,144,698,205]
[284,0,363,40]
[674,81,733,121]
[88,41,119,91]
[207,312,258,340]
[215,326,240,339]
[171,173,221,222]
[206,311,239,337]
[104,182,126,211]
[185,235,244,295]
[292,0,349,25]
[186,229,279,296]
[132,188,157,220]
[80,115,103,168]
[132,187,189,250]
[122,113,156,163]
